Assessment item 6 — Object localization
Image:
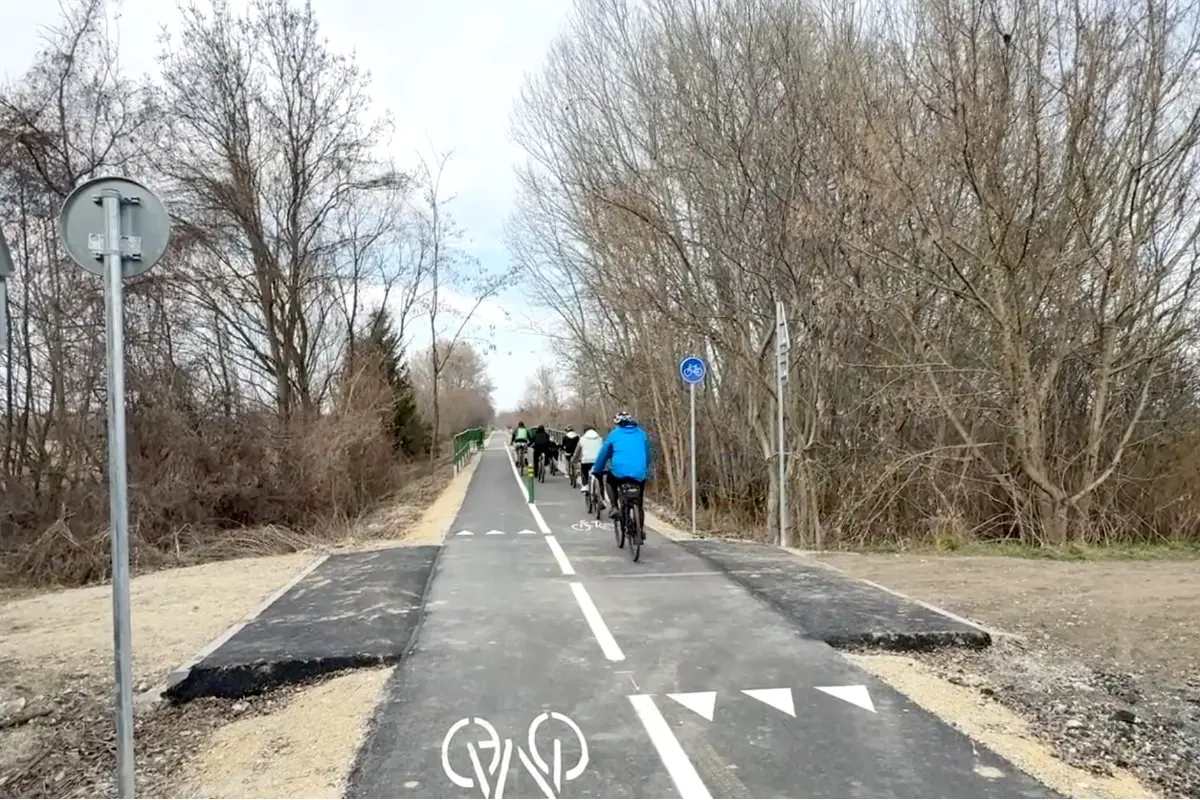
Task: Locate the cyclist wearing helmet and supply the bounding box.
[574,423,604,497]
[591,411,651,520]
[510,420,531,468]
[560,425,581,487]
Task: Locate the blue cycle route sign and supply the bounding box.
[679,356,706,385]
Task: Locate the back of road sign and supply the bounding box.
[60,176,172,278]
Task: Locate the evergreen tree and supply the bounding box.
[363,307,430,457]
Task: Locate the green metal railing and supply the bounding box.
[452,427,486,472]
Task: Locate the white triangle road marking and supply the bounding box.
[741,687,795,717]
[485,529,505,535]
[815,684,876,713]
[517,529,537,535]
[666,691,716,722]
[455,530,474,536]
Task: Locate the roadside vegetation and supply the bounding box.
[0,0,500,588]
[509,0,1200,556]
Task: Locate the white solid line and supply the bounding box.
[505,443,530,502]
[529,503,551,534]
[628,694,713,799]
[569,582,625,661]
[545,535,576,575]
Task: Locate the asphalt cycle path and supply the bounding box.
[348,436,1053,799]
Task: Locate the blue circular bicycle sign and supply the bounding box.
[679,356,706,384]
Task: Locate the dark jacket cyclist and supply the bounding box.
[531,425,553,473]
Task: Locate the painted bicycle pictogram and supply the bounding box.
[441,711,589,799]
[571,519,613,531]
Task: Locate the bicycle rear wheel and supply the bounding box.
[628,510,641,562]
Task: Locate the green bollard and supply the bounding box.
[524,464,535,502]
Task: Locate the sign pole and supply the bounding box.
[0,277,7,355]
[0,229,13,425]
[689,380,696,537]
[776,300,790,549]
[679,356,706,538]
[60,176,172,800]
[101,190,136,798]
[776,344,786,548]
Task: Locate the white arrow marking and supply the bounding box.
[815,684,876,713]
[455,530,474,536]
[485,529,505,535]
[742,687,795,717]
[517,529,537,535]
[666,691,717,722]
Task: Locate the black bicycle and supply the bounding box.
[614,481,645,562]
[514,443,528,471]
[584,470,599,516]
[567,457,580,489]
[536,451,547,482]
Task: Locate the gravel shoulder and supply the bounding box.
[818,552,1200,798]
[0,456,477,798]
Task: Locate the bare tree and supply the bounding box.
[156,0,404,422]
[0,0,462,589]
[414,149,508,457]
[508,0,1200,548]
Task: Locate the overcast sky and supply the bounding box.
[0,0,573,410]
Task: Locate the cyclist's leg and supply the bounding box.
[580,462,593,492]
[605,473,621,518]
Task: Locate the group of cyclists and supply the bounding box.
[508,412,651,520]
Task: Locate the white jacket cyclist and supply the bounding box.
[576,428,604,464]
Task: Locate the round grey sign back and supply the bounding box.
[59,176,172,278]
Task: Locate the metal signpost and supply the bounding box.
[775,300,791,548]
[1,229,14,466]
[679,356,706,537]
[0,228,13,357]
[59,176,172,799]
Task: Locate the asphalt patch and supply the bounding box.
[165,546,439,702]
[680,539,991,651]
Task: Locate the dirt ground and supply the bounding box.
[817,552,1200,798]
[0,453,479,798]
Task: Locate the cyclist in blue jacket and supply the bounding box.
[591,411,651,520]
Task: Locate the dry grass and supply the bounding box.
[819,552,1200,797]
[815,552,1200,680]
[0,376,424,589]
[350,452,480,549]
[0,447,480,798]
[0,552,317,692]
[174,668,393,799]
